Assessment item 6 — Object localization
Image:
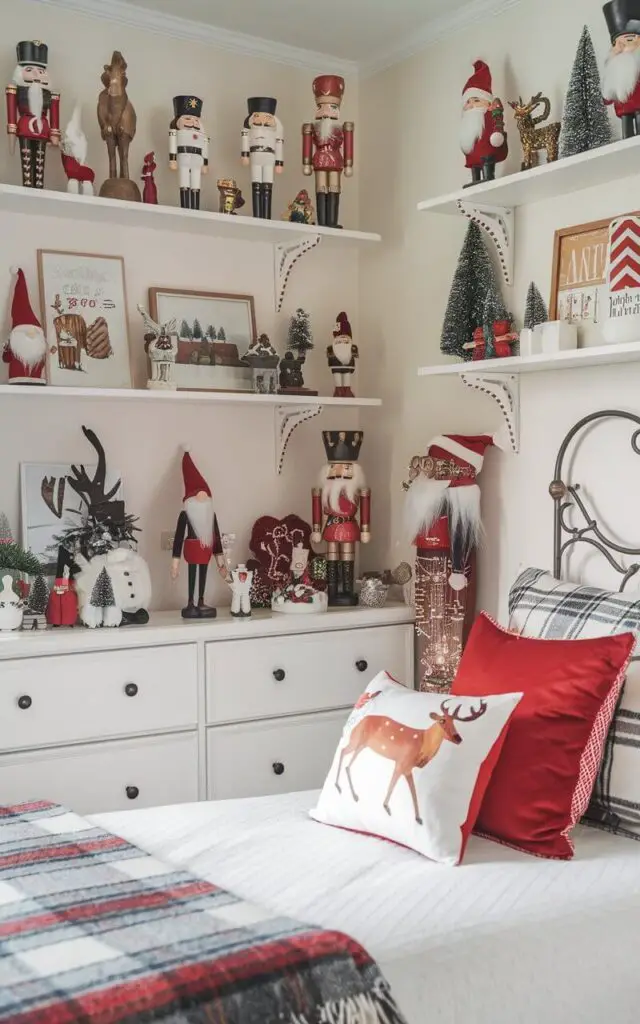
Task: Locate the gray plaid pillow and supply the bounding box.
[509,567,640,842]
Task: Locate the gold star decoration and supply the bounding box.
[188,98,198,109]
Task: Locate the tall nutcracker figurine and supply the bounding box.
[170,450,229,619]
[241,97,284,219]
[302,75,353,228]
[6,41,60,189]
[603,1,640,138]
[460,61,507,186]
[311,431,370,606]
[169,96,209,210]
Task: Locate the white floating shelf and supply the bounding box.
[0,384,381,406]
[417,136,640,215]
[0,183,381,246]
[418,342,640,377]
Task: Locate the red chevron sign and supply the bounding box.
[608,216,640,292]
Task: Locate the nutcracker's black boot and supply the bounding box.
[622,114,636,139]
[481,157,496,182]
[464,166,482,188]
[252,183,261,218]
[262,183,273,220]
[326,193,340,228]
[179,188,190,209]
[191,189,200,210]
[316,192,327,226]
[19,138,35,188]
[326,559,340,605]
[197,565,216,619]
[634,112,640,136]
[333,560,358,606]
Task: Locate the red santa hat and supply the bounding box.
[462,60,493,104]
[334,311,352,338]
[11,268,41,330]
[428,434,495,485]
[182,448,211,501]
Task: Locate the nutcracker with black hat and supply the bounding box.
[460,60,508,186]
[6,40,60,189]
[311,430,370,606]
[170,449,229,618]
[3,268,47,385]
[603,0,640,137]
[302,75,354,228]
[241,97,284,219]
[403,433,502,690]
[169,95,209,210]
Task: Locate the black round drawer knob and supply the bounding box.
[124,683,139,697]
[17,695,32,710]
[272,762,285,776]
[272,669,286,682]
[126,786,140,800]
[355,660,368,673]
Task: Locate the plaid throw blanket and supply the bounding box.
[0,802,406,1024]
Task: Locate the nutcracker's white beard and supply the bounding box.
[8,325,46,368]
[459,106,486,154]
[603,47,640,102]
[13,67,45,132]
[320,463,365,511]
[184,496,214,547]
[403,477,482,545]
[316,117,336,140]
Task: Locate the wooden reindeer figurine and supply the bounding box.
[509,93,560,170]
[97,51,140,201]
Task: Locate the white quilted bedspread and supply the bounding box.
[93,790,640,1024]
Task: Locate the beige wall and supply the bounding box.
[0,0,363,610]
[359,0,640,614]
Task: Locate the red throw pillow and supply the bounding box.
[451,613,635,859]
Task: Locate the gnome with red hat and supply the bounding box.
[3,268,47,384]
[403,433,500,691]
[327,311,359,397]
[302,75,354,228]
[171,449,229,618]
[460,60,508,186]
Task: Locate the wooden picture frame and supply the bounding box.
[38,250,132,389]
[149,287,257,393]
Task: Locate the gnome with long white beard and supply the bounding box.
[311,431,370,606]
[6,41,60,189]
[603,0,640,138]
[171,450,230,619]
[3,268,47,385]
[460,61,508,187]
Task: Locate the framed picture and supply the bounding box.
[550,212,639,324]
[20,462,123,573]
[149,287,256,392]
[38,250,132,389]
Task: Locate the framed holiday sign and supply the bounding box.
[149,288,256,393]
[38,250,132,389]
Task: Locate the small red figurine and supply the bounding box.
[460,61,507,186]
[3,268,47,385]
[6,41,60,189]
[327,311,358,397]
[302,75,353,228]
[141,151,158,204]
[60,106,95,195]
[46,569,78,627]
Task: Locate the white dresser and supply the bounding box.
[0,604,414,814]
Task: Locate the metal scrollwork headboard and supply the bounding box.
[551,410,640,591]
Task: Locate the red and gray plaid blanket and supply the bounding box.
[0,801,406,1024]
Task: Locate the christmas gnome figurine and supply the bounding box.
[327,311,358,397]
[3,268,47,384]
[60,105,95,195]
[603,0,640,138]
[171,449,230,619]
[6,41,60,189]
[460,60,508,186]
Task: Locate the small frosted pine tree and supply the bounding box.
[524,282,548,329]
[440,222,503,359]
[560,26,612,158]
[90,566,115,609]
[287,308,314,356]
[180,319,192,340]
[206,325,216,340]
[28,574,49,614]
[217,327,226,341]
[0,512,13,544]
[192,318,203,340]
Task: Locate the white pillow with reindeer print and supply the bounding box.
[311,671,522,864]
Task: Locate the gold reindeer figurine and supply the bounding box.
[509,93,560,171]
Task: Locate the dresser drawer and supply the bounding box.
[208,710,345,799]
[0,644,198,751]
[206,624,412,724]
[0,732,199,814]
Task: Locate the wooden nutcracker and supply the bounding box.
[311,431,370,606]
[241,97,284,219]
[169,95,209,210]
[6,41,60,189]
[302,75,353,228]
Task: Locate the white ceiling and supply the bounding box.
[118,0,471,63]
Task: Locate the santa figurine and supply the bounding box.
[141,151,158,204]
[3,268,47,385]
[241,97,284,219]
[302,75,354,228]
[6,41,60,189]
[170,449,229,619]
[60,105,94,195]
[311,430,370,606]
[460,60,508,186]
[603,1,640,138]
[327,311,358,397]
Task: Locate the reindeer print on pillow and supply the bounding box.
[312,672,521,864]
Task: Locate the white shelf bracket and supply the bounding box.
[460,372,519,453]
[274,235,322,313]
[275,403,322,473]
[456,200,514,286]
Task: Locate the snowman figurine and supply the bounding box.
[0,575,24,631]
[230,564,253,618]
